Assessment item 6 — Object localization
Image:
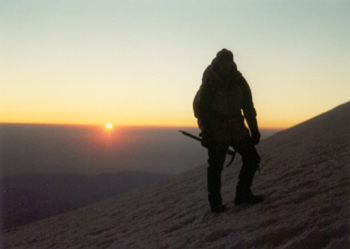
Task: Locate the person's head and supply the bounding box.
[215,49,235,74]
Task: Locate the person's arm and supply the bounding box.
[240,75,261,144]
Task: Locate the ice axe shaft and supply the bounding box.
[179,130,236,166]
[178,130,202,142]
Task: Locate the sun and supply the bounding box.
[105,123,113,129]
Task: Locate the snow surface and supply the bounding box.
[2,102,350,249]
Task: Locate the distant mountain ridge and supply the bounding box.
[1,171,170,229]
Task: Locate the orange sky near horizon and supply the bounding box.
[0,112,321,130]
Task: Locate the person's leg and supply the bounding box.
[207,143,228,212]
[233,138,263,205]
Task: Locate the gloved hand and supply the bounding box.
[199,131,213,148]
[251,129,261,145]
[198,118,214,148]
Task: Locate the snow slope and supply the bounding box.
[2,172,170,229]
[2,102,349,249]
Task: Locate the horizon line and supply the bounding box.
[0,122,287,130]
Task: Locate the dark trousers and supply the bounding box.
[207,137,260,207]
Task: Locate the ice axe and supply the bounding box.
[179,130,236,167]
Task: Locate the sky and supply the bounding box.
[1,0,349,129]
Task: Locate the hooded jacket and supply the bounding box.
[193,51,259,143]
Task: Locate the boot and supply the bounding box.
[234,189,263,205]
[234,180,263,205]
[207,168,226,213]
[210,202,227,213]
[234,159,263,205]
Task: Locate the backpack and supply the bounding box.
[193,78,243,120]
[193,89,201,118]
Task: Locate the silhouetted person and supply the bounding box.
[193,49,263,213]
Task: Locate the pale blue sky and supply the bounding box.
[1,0,349,128]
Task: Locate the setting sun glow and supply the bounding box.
[105,123,113,129]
